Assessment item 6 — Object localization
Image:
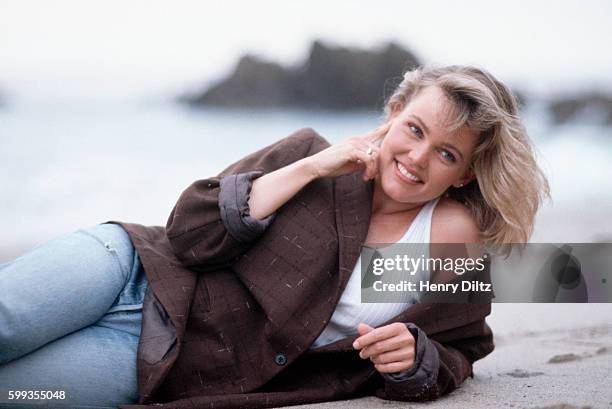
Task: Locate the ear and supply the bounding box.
[453,168,475,188]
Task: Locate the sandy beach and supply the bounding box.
[285,304,612,409]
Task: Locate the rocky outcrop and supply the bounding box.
[549,92,612,125]
[184,40,612,127]
[187,40,421,110]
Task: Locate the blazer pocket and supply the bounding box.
[140,287,178,365]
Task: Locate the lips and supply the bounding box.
[394,160,423,184]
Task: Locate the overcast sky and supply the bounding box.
[1,0,611,98]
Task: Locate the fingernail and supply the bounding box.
[353,341,360,349]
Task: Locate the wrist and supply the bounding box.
[296,157,321,182]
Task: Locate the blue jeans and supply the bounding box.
[0,223,147,408]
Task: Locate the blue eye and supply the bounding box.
[440,150,456,163]
[409,124,423,137]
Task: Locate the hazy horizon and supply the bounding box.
[1,0,611,100]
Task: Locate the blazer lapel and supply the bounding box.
[334,174,374,295]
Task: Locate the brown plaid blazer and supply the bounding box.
[108,128,494,409]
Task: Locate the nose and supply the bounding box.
[408,143,429,169]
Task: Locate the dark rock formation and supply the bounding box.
[194,55,296,107]
[187,40,421,110]
[549,92,612,125]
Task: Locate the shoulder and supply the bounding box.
[430,196,481,243]
[282,127,331,153]
[220,128,330,177]
[269,127,331,162]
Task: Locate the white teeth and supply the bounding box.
[397,161,421,182]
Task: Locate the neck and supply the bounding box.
[370,178,427,216]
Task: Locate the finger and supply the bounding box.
[357,323,375,336]
[364,142,381,180]
[359,334,411,359]
[369,347,415,365]
[362,122,390,142]
[374,361,414,374]
[360,330,415,359]
[352,140,380,156]
[349,145,378,180]
[352,141,380,180]
[363,121,392,144]
[353,322,401,350]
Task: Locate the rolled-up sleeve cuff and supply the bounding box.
[219,171,276,243]
[380,323,440,388]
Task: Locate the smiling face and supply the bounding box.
[376,85,480,208]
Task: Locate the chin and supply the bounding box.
[380,171,426,203]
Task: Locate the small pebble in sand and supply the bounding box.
[547,353,582,363]
[503,369,545,378]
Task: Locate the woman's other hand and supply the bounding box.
[352,322,416,374]
[304,122,390,181]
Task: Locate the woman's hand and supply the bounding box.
[247,124,388,220]
[353,322,416,374]
[304,122,391,181]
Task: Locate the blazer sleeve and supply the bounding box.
[375,318,494,402]
[165,127,329,271]
[218,170,277,243]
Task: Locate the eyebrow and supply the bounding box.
[408,114,464,161]
[408,114,431,135]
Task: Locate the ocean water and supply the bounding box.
[1,96,611,260]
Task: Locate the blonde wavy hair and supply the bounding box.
[384,65,550,245]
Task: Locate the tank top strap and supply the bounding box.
[398,196,441,243]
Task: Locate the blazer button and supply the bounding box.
[274,353,287,366]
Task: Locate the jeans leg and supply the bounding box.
[0,223,137,364]
[0,324,140,408]
[94,242,147,338]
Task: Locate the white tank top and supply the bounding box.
[310,196,441,349]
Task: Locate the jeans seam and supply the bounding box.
[128,248,142,289]
[124,250,147,308]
